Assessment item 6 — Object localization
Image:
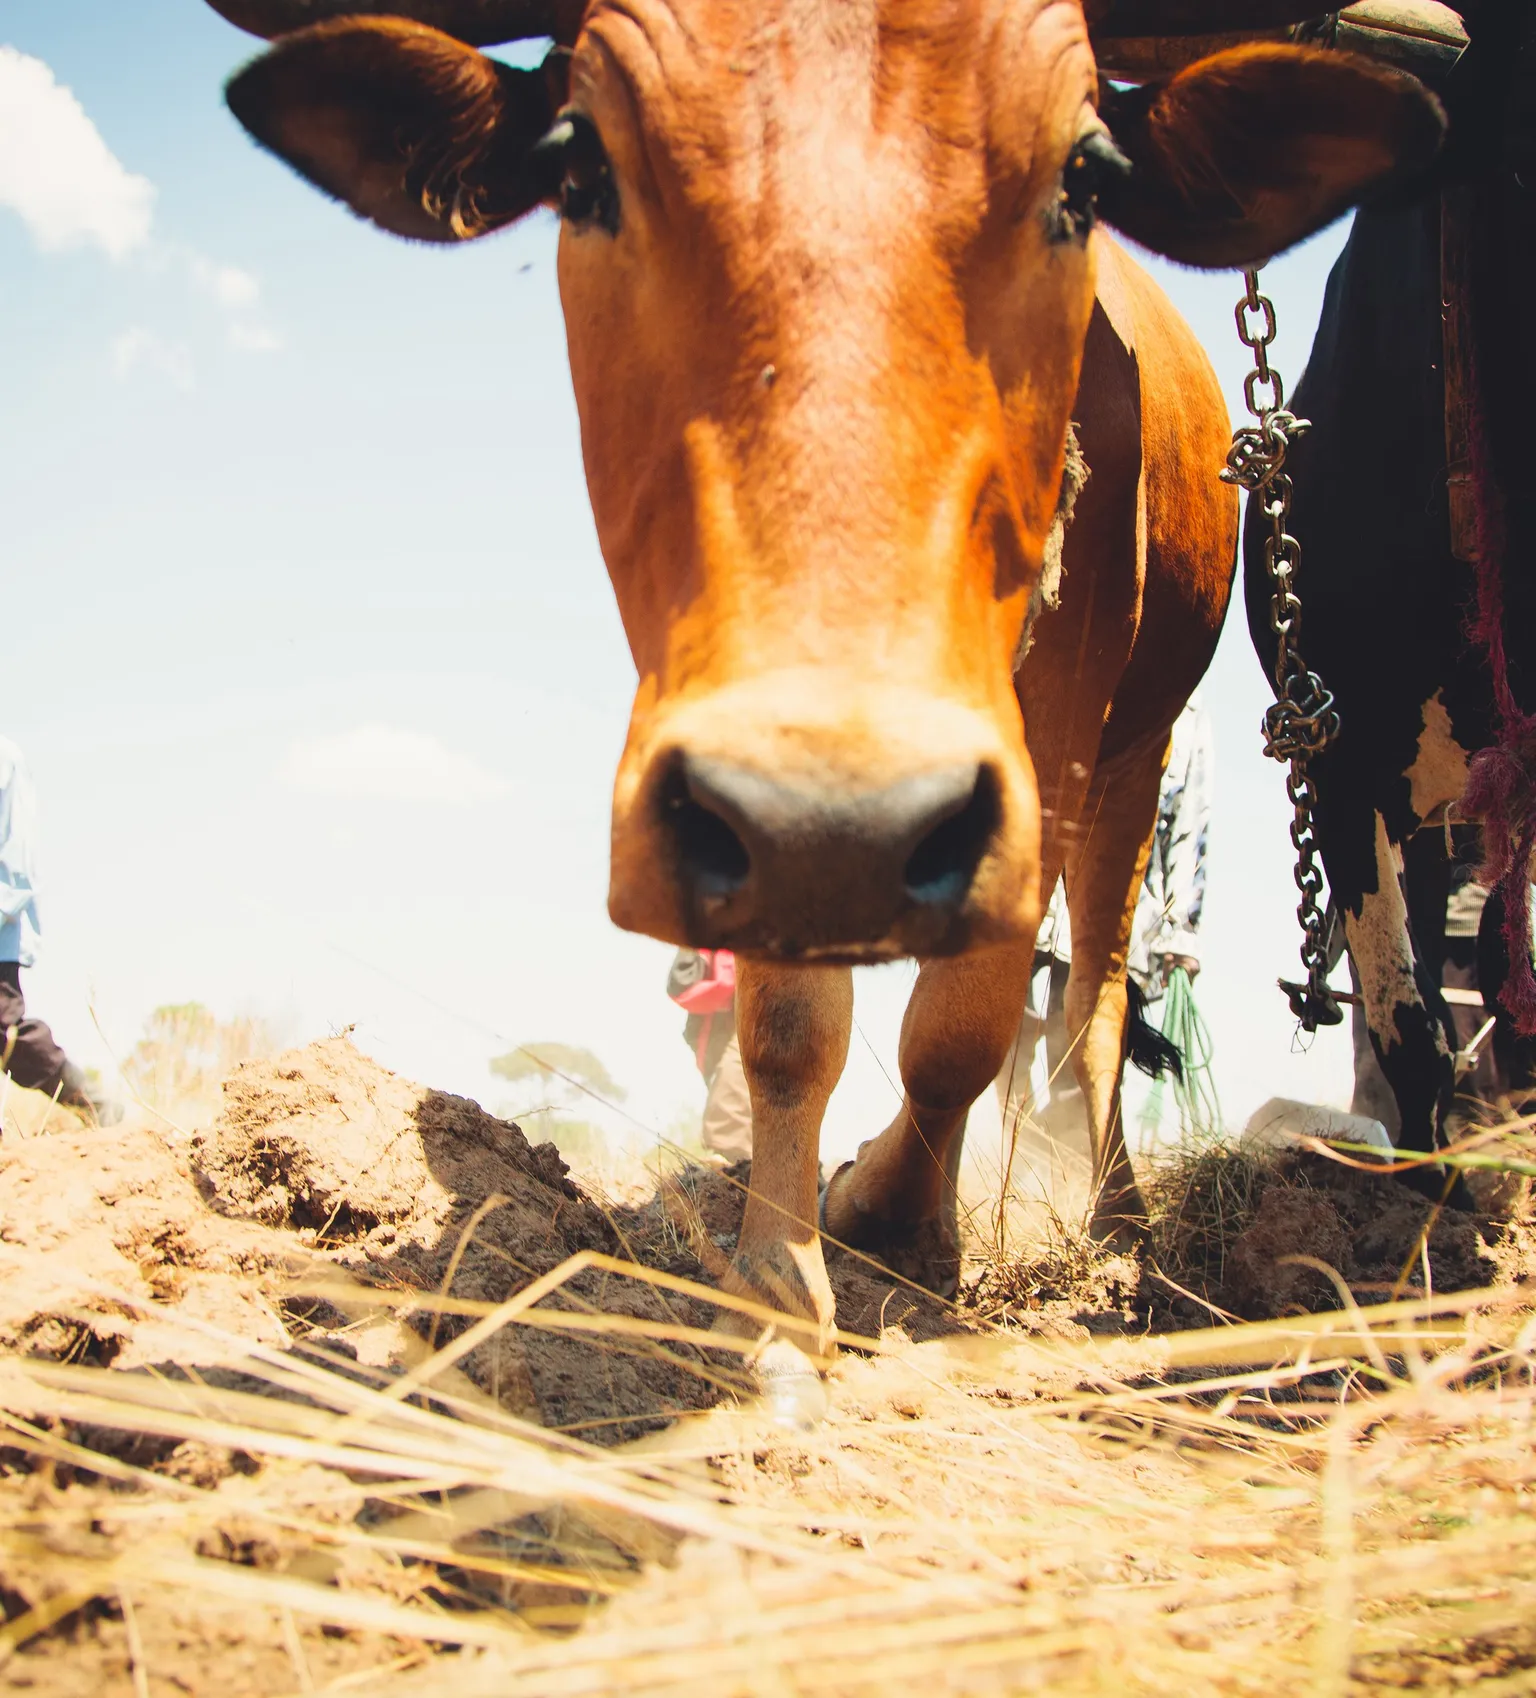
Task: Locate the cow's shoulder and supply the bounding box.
[1092,235,1140,360]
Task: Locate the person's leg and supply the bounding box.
[993,955,1094,1218]
[1059,727,1168,1245]
[0,964,121,1124]
[1037,962,1091,1164]
[0,961,70,1097]
[700,1023,753,1163]
[994,952,1051,1126]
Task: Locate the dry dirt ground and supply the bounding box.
[1,1039,1533,1695]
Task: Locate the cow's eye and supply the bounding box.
[531,111,619,235]
[1048,131,1131,243]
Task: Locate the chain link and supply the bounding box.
[1220,268,1343,1032]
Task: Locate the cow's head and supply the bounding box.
[207,0,1441,960]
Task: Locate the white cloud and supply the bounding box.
[191,256,261,311]
[277,726,511,805]
[228,320,284,354]
[111,326,194,391]
[0,46,154,260]
[187,252,281,352]
[0,53,281,356]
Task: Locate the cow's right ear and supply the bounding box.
[227,18,563,242]
[1096,44,1445,268]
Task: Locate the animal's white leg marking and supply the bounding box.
[1347,813,1417,1034]
[1346,811,1449,1062]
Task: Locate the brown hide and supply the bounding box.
[211,0,1442,1339]
[817,239,1235,1284]
[206,0,583,46]
[562,0,1099,963]
[225,8,1441,969]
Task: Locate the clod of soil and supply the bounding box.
[0,1104,287,1373]
[191,1038,741,1439]
[1224,1185,1353,1315]
[1,1039,743,1457]
[1147,1144,1534,1322]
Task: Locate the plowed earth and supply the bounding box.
[1,1038,1531,1694]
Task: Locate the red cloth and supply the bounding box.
[670,949,736,1015]
[1462,231,1536,1035]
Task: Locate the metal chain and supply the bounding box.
[1220,269,1343,1032]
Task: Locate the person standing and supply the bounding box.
[667,946,752,1163]
[996,692,1213,1148]
[1131,691,1214,999]
[0,737,120,1124]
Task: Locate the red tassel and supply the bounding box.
[1459,256,1536,1036]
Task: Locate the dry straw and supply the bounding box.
[3,1212,1534,1695]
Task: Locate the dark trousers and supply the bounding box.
[0,962,70,1098]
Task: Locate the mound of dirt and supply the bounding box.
[0,1040,967,1694]
[1148,1144,1536,1322]
[1,1039,745,1453]
[0,1108,288,1373]
[1,1035,966,1476]
[5,1040,1536,1698]
[959,1136,1536,1334]
[9,1042,1528,1408]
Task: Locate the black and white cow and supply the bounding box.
[1243,0,1536,1175]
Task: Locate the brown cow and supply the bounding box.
[200,0,1442,1354]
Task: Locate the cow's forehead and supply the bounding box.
[572,0,1095,181]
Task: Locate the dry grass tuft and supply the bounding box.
[5,1037,1536,1694]
[964,1202,1143,1326]
[1146,1143,1274,1295]
[2,1253,1534,1696]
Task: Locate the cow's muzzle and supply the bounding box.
[608,684,1037,960]
[658,752,1000,957]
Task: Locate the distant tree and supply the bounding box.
[123,1002,276,1118]
[489,1043,626,1103]
[489,1042,626,1172]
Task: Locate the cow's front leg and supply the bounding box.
[820,944,1035,1297]
[1059,730,1167,1246]
[1341,810,1456,1158]
[722,959,852,1355]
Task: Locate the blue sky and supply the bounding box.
[1,2,1360,1158]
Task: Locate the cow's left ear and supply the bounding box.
[1096,44,1445,268]
[227,18,565,242]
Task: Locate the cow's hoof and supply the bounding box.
[1087,1187,1149,1253]
[1087,1212,1148,1255]
[750,1338,829,1431]
[1401,1161,1476,1214]
[716,1238,836,1360]
[821,1160,960,1300]
[1445,1172,1477,1213]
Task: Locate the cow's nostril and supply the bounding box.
[666,783,751,897]
[903,766,1000,907]
[658,749,999,946]
[675,800,750,894]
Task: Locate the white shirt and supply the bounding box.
[0,738,43,968]
[1133,693,1212,984]
[1036,694,1213,988]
